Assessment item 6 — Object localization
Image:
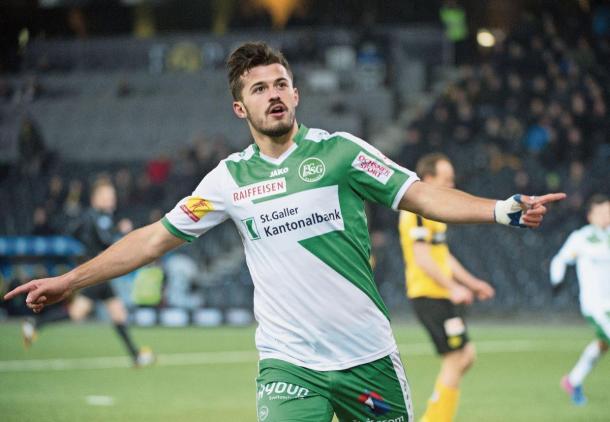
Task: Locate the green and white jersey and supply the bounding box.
[163,124,419,371]
[550,225,610,316]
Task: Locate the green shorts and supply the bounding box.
[255,351,413,422]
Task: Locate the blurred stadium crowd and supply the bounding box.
[1,1,609,322]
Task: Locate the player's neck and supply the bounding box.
[252,123,299,158]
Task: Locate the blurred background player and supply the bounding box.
[398,153,495,422]
[550,194,610,406]
[21,178,154,367]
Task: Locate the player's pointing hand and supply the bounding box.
[495,193,566,228]
[3,276,73,313]
[521,193,567,227]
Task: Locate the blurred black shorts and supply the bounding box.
[411,297,470,355]
[80,283,115,301]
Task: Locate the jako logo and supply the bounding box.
[358,390,391,415]
[269,167,289,177]
[299,157,325,182]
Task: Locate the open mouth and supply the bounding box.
[268,104,286,116]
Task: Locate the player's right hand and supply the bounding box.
[450,285,474,305]
[494,193,566,228]
[3,277,73,313]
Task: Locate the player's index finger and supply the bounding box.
[3,283,32,300]
[533,193,566,205]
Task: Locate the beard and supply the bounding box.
[245,106,295,140]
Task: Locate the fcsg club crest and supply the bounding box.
[298,157,325,182]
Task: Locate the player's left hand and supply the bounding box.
[495,193,566,228]
[473,280,495,301]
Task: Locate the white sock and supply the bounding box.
[568,341,602,386]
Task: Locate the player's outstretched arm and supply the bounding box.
[3,220,185,313]
[399,181,565,228]
[549,232,578,288]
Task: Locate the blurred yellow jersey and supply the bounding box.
[398,211,452,299]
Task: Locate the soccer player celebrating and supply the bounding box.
[550,194,610,406]
[398,153,495,422]
[4,42,564,422]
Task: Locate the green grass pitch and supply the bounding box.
[0,320,607,421]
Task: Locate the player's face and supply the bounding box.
[427,160,455,188]
[232,64,299,140]
[587,201,610,229]
[92,185,117,213]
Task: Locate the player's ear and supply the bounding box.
[293,87,299,107]
[233,101,247,119]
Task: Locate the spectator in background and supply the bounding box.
[63,178,84,218]
[191,135,215,175]
[146,154,172,185]
[43,175,66,223]
[502,115,524,153]
[17,115,48,177]
[146,154,172,203]
[398,126,426,170]
[592,3,610,38]
[114,167,136,209]
[439,0,469,64]
[562,160,591,212]
[164,253,202,309]
[31,206,56,236]
[523,117,551,155]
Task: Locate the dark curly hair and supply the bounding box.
[226,41,292,101]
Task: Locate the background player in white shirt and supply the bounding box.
[550,194,610,406]
[4,42,565,422]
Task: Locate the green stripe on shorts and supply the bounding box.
[585,316,610,343]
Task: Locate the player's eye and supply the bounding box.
[253,85,265,93]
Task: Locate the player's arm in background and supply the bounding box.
[3,221,185,313]
[448,253,495,301]
[550,232,579,290]
[399,214,474,305]
[413,241,474,305]
[399,181,565,228]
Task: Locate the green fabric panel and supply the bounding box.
[223,124,309,189]
[299,232,389,320]
[298,185,390,320]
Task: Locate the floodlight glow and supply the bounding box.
[477,29,496,47]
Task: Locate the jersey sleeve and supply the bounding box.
[162,163,229,242]
[550,231,579,285]
[340,132,419,209]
